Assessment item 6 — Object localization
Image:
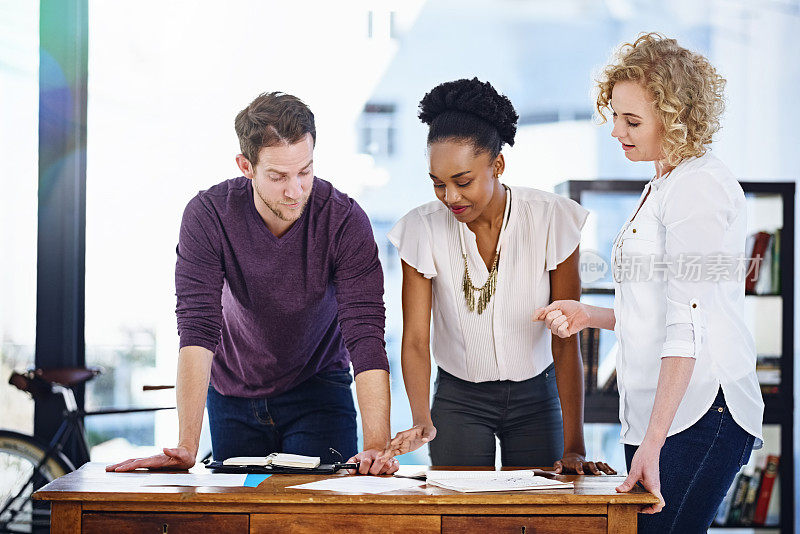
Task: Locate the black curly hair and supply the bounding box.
[418,77,518,158]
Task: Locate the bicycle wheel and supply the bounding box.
[0,430,73,534]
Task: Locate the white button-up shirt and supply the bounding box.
[612,151,763,446]
[388,186,588,382]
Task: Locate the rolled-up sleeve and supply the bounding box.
[175,196,225,353]
[659,171,737,359]
[333,202,389,376]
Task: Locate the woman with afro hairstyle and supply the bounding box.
[535,34,763,532]
[384,77,613,474]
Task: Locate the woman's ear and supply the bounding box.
[494,153,506,178]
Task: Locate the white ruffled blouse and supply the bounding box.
[388,185,588,383]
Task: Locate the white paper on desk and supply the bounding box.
[287,476,425,494]
[425,470,573,493]
[107,472,248,487]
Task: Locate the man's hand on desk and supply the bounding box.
[346,448,400,475]
[105,446,195,472]
[554,452,617,475]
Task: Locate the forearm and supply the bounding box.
[175,345,214,457]
[585,304,616,330]
[354,369,391,450]
[551,335,586,455]
[401,343,433,424]
[642,357,696,447]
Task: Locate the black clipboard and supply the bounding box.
[203,460,357,475]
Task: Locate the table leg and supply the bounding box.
[608,504,638,533]
[50,502,81,534]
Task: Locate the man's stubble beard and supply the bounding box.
[253,179,311,222]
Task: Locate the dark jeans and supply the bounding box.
[624,388,755,534]
[206,369,358,463]
[429,363,564,467]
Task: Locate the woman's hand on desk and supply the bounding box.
[533,300,591,338]
[384,422,437,458]
[105,446,195,472]
[554,452,617,475]
[616,441,665,514]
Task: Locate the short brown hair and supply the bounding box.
[596,33,726,166]
[234,92,316,166]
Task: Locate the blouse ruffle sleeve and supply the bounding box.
[387,208,437,279]
[544,196,589,271]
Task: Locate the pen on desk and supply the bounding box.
[338,463,359,470]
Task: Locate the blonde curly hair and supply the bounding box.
[596,33,726,166]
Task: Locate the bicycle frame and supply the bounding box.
[1,384,174,532]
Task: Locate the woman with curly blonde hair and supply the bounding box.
[534,33,763,532]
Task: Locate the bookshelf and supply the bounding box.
[556,179,795,532]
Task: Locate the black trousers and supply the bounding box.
[429,363,564,467]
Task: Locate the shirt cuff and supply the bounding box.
[350,337,390,376]
[660,339,697,359]
[178,334,219,354]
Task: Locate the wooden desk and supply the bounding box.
[34,463,657,533]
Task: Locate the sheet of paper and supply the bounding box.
[425,470,573,493]
[287,476,425,494]
[425,469,546,480]
[393,464,428,479]
[107,472,248,487]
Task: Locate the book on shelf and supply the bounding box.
[579,328,594,391]
[579,328,600,391]
[745,229,782,295]
[726,464,753,525]
[757,354,781,395]
[753,455,780,526]
[714,454,781,527]
[740,463,762,525]
[771,229,781,294]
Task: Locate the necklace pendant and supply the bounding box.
[459,185,509,315]
[462,253,499,315]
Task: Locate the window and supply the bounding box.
[359,103,397,158]
[0,1,39,435]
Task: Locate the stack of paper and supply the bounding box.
[424,470,573,493]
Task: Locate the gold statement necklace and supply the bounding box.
[458,185,511,314]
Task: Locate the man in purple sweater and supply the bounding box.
[107,92,397,475]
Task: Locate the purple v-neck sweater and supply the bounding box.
[175,176,388,398]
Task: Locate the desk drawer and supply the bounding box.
[251,513,440,533]
[82,512,248,533]
[442,515,607,533]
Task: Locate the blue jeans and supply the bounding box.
[206,369,358,463]
[429,363,564,467]
[624,388,755,534]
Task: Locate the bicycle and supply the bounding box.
[0,367,176,533]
